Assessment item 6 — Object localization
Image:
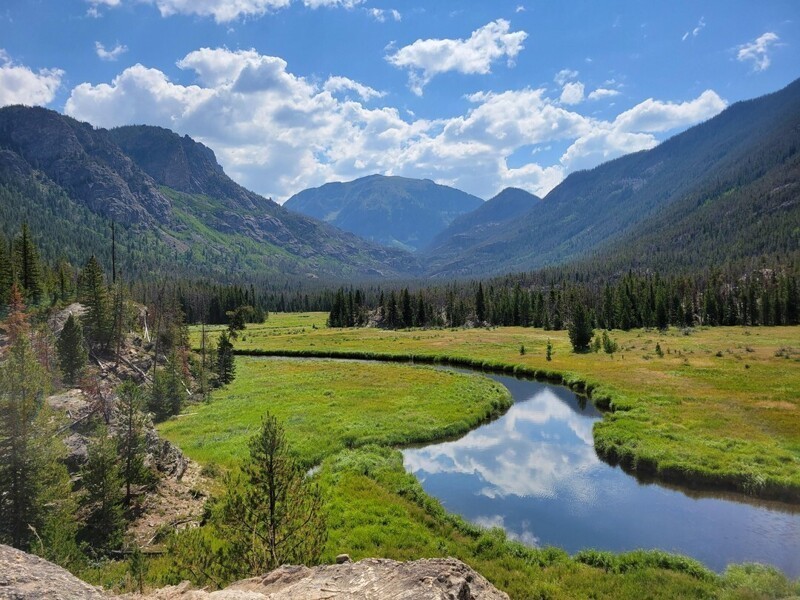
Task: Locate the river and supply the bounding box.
[402,371,800,577]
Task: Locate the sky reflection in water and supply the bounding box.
[403,375,800,576]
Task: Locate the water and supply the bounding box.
[403,372,800,576]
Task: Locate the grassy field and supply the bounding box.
[192,314,800,501]
[152,345,800,599]
[158,357,511,469]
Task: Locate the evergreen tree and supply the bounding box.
[215,331,236,386]
[56,314,88,385]
[568,302,593,352]
[117,381,150,505]
[0,300,78,560]
[400,288,413,328]
[80,426,125,554]
[0,235,12,306]
[215,414,326,578]
[79,256,112,349]
[12,223,43,305]
[475,282,486,324]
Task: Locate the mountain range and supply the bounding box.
[1,77,798,284]
[283,175,482,251]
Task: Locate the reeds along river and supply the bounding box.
[402,372,800,577]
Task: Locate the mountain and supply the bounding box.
[424,78,800,278]
[0,108,418,281]
[283,174,483,251]
[424,187,540,264]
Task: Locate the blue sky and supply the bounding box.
[0,1,797,201]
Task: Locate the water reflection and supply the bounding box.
[403,375,800,577]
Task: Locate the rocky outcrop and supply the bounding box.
[133,558,509,600]
[0,545,106,599]
[0,106,172,226]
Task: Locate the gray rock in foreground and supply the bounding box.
[0,545,106,599]
[137,558,509,599]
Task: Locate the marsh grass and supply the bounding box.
[191,315,800,501]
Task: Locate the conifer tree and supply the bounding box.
[116,381,149,505]
[215,414,326,578]
[79,256,112,350]
[475,282,486,324]
[12,224,43,305]
[56,314,88,385]
[0,235,12,306]
[568,302,593,352]
[215,331,236,386]
[80,426,125,554]
[0,298,78,559]
[400,288,413,328]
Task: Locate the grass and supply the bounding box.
[192,314,800,502]
[158,357,511,469]
[146,342,800,598]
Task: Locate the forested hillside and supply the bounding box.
[0,109,418,282]
[424,78,800,278]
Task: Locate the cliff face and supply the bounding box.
[0,548,508,600]
[0,106,172,226]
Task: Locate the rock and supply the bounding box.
[0,544,106,599]
[134,558,508,599]
[335,553,351,564]
[48,303,88,338]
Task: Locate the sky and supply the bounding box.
[0,1,797,202]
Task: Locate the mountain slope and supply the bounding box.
[425,187,540,258]
[0,109,418,281]
[283,174,483,251]
[425,78,800,278]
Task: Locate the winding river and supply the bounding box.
[402,370,800,577]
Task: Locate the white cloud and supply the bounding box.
[323,75,384,101]
[559,81,584,105]
[64,47,727,202]
[682,17,705,41]
[737,32,780,72]
[515,5,525,12]
[0,51,63,108]
[553,68,578,86]
[87,0,363,22]
[612,89,726,133]
[367,8,400,22]
[587,88,620,101]
[95,41,128,61]
[386,19,528,95]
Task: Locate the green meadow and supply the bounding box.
[155,342,799,599]
[192,314,800,501]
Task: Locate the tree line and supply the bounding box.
[329,268,800,330]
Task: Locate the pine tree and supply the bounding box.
[80,426,125,554]
[475,282,486,324]
[12,224,43,305]
[400,288,413,328]
[0,235,12,306]
[56,314,88,385]
[568,302,593,352]
[0,301,78,558]
[215,331,236,386]
[215,414,326,578]
[116,381,150,505]
[79,256,112,350]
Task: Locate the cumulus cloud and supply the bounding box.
[587,88,620,101]
[559,81,584,105]
[612,89,726,133]
[323,75,385,101]
[386,19,528,95]
[553,68,578,86]
[0,50,63,108]
[65,47,727,201]
[95,41,128,61]
[737,32,780,72]
[367,8,400,22]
